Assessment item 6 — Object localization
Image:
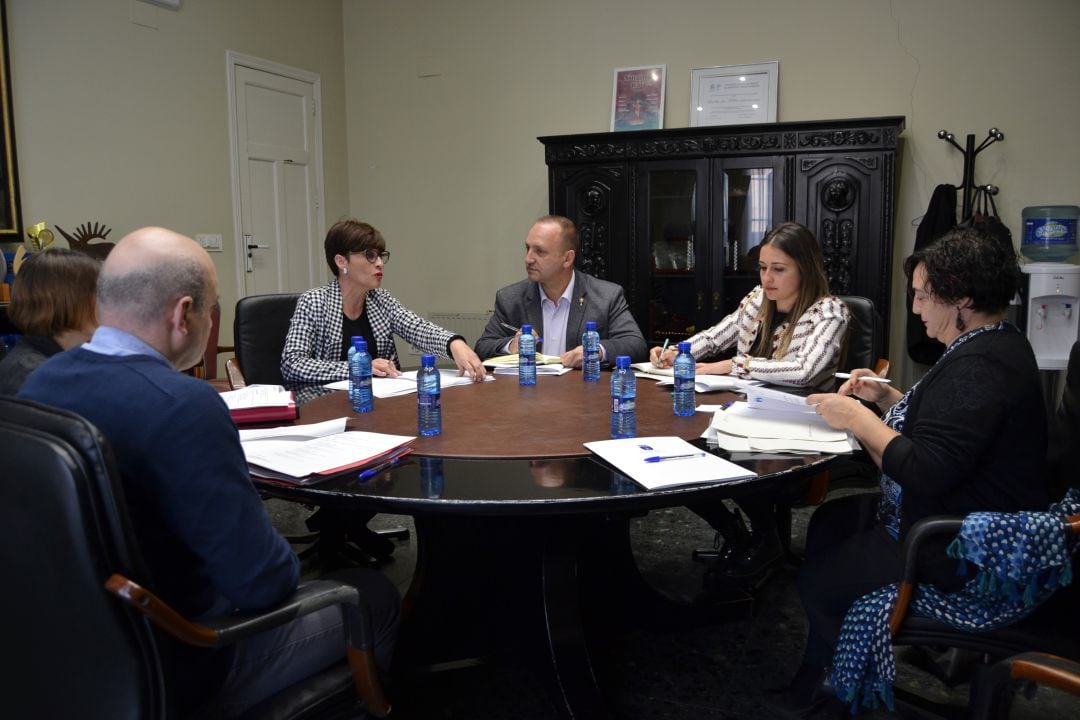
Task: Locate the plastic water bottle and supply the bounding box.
[610,355,636,438]
[582,321,601,382]
[673,340,695,417]
[417,354,441,436]
[348,337,373,413]
[519,324,536,386]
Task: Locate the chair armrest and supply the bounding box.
[974,652,1080,720]
[888,515,963,634]
[106,575,362,648]
[106,575,391,716]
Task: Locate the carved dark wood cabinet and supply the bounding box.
[539,116,904,350]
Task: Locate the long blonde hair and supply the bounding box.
[750,222,831,358]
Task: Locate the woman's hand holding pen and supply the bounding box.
[837,368,900,407]
[649,344,677,368]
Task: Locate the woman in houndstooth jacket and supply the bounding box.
[281,219,485,384]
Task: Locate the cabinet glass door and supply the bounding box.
[637,160,708,345]
[714,157,787,317]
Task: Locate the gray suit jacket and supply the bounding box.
[474,271,647,365]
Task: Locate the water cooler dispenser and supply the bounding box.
[1020,263,1080,370]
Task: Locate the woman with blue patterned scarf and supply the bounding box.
[777,227,1050,715]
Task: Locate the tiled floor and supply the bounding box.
[266,497,1080,720]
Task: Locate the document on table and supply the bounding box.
[583,436,756,490]
[483,353,564,368]
[632,362,758,393]
[709,402,857,454]
[243,428,415,483]
[221,384,295,409]
[743,384,817,413]
[239,417,347,442]
[325,369,493,397]
[491,363,572,376]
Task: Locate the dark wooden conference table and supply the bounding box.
[257,372,834,719]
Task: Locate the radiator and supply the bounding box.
[397,310,494,365]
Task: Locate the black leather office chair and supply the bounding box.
[0,396,389,719]
[233,292,301,386]
[837,294,889,380]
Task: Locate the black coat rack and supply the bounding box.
[937,127,1005,219]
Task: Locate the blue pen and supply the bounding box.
[643,452,707,463]
[358,454,407,481]
[654,338,670,366]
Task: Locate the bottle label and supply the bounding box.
[612,397,636,412]
[419,394,441,410]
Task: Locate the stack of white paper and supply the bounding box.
[220,384,294,410]
[325,369,492,398]
[706,400,858,454]
[631,362,758,393]
[584,436,756,490]
[240,417,415,483]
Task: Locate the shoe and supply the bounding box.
[348,526,396,560]
[715,529,783,585]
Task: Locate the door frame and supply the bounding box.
[225,50,326,299]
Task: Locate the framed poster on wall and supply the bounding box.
[0,0,21,241]
[610,65,666,132]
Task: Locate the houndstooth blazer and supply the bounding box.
[280,280,458,384]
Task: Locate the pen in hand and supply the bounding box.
[643,452,707,463]
[834,372,891,384]
[500,321,543,344]
[654,338,670,367]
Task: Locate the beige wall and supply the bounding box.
[6,0,350,343]
[342,0,1080,384]
[6,1,1079,384]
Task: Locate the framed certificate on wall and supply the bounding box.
[689,61,778,127]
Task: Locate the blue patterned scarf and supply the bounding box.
[830,488,1080,713]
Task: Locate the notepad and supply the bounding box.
[483,353,563,368]
[584,436,756,490]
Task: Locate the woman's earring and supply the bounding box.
[342,267,348,276]
[955,307,965,331]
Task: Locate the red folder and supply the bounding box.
[230,398,298,425]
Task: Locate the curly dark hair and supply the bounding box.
[903,226,1020,314]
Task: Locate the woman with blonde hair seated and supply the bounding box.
[0,248,100,395]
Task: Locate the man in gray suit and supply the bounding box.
[475,215,647,367]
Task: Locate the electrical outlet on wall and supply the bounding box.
[196,234,223,252]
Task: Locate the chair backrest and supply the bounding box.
[837,295,886,374]
[0,397,166,719]
[1046,340,1080,500]
[234,292,300,386]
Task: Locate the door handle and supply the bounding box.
[243,235,268,273]
[247,243,269,250]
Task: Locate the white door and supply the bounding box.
[228,54,324,296]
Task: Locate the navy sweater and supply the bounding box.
[19,347,299,618]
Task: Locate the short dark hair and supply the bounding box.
[97,253,209,325]
[536,215,579,255]
[904,226,1020,314]
[324,219,386,275]
[9,249,100,336]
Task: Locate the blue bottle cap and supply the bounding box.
[615,355,630,369]
[521,324,532,335]
[678,341,691,353]
[585,321,597,331]
[421,354,436,367]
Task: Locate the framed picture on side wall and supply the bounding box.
[689,61,778,127]
[610,65,666,132]
[0,0,21,241]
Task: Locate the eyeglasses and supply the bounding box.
[355,249,390,264]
